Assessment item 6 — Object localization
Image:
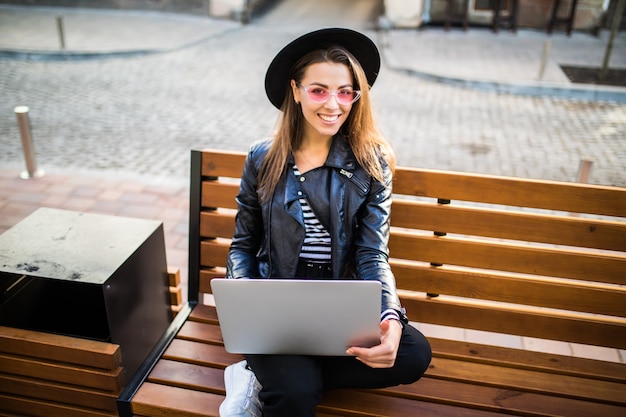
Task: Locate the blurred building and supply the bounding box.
[0,0,622,31]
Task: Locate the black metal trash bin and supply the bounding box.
[0,207,172,380]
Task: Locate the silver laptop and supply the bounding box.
[210,278,382,356]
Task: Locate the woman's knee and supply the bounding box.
[397,324,432,383]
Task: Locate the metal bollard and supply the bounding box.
[576,159,593,184]
[537,39,552,81]
[14,106,44,179]
[56,15,66,50]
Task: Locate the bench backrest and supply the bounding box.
[188,149,626,350]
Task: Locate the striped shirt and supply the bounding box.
[293,165,332,263]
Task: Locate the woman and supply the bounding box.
[221,28,431,417]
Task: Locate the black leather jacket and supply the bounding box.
[226,135,405,317]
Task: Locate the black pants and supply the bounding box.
[246,260,432,416]
[246,323,431,417]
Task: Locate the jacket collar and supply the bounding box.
[287,134,357,171]
[323,134,358,171]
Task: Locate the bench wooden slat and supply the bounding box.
[0,353,124,392]
[200,210,236,238]
[0,393,116,417]
[392,200,626,252]
[393,168,626,218]
[392,262,626,317]
[201,150,246,178]
[385,378,626,417]
[162,339,243,368]
[0,373,118,412]
[390,232,626,285]
[201,181,239,210]
[428,337,626,383]
[148,359,224,394]
[0,326,121,370]
[169,286,182,306]
[168,267,181,286]
[132,382,223,417]
[320,388,505,417]
[176,320,224,345]
[428,356,625,405]
[200,239,231,268]
[199,269,227,294]
[401,295,626,349]
[188,303,220,324]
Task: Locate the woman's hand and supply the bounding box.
[346,319,403,368]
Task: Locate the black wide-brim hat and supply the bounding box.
[264,28,381,109]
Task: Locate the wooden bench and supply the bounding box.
[0,326,124,417]
[121,148,626,417]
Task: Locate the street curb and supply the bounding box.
[382,48,626,104]
[0,25,241,61]
[0,48,158,61]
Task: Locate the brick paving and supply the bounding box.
[0,2,624,363]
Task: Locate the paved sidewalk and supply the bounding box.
[383,27,626,102]
[0,5,240,58]
[1,4,625,101]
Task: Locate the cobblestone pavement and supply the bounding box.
[1,6,625,188]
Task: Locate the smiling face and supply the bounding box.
[291,62,355,144]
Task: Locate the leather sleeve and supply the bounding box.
[226,142,267,279]
[353,161,405,318]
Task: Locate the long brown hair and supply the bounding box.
[258,46,395,203]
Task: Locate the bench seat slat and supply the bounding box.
[386,378,626,417]
[392,262,626,317]
[0,353,124,392]
[0,326,121,370]
[162,339,243,368]
[401,296,626,349]
[392,200,626,252]
[0,393,116,417]
[390,233,626,285]
[176,320,223,345]
[188,303,220,324]
[428,337,626,384]
[148,359,224,394]
[0,373,118,412]
[320,388,505,417]
[427,357,625,405]
[393,168,626,218]
[132,382,222,417]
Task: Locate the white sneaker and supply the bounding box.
[219,360,263,417]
